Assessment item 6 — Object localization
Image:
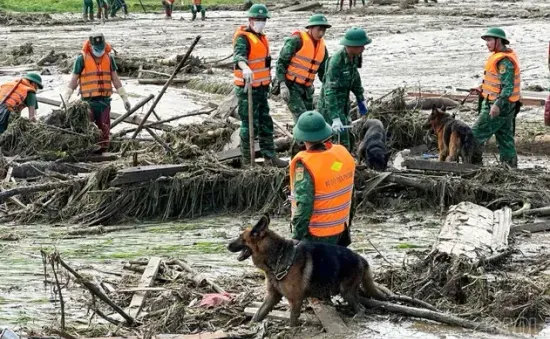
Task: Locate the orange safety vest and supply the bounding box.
[233,26,271,88]
[0,79,35,111]
[289,144,355,238]
[79,40,114,98]
[285,31,325,87]
[481,49,521,102]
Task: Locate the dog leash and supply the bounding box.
[274,244,297,281]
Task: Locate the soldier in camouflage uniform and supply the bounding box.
[471,28,521,168]
[290,111,355,246]
[233,4,288,167]
[276,14,331,122]
[318,27,371,152]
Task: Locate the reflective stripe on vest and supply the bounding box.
[481,49,521,102]
[285,31,325,87]
[0,79,35,111]
[289,144,355,238]
[79,40,113,98]
[233,26,271,88]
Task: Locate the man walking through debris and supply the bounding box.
[110,0,129,18]
[233,4,288,167]
[276,14,330,122]
[83,0,95,21]
[318,27,371,152]
[61,33,131,154]
[96,0,109,20]
[470,27,521,168]
[290,111,355,246]
[191,0,206,20]
[0,73,43,134]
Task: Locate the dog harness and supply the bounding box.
[273,243,297,281]
[481,49,521,102]
[289,143,355,238]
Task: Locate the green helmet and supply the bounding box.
[340,27,372,47]
[305,14,331,28]
[23,73,43,89]
[293,111,333,143]
[247,4,270,19]
[481,27,509,45]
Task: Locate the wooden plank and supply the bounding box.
[244,307,321,325]
[406,92,546,107]
[403,159,480,174]
[4,167,13,183]
[510,222,550,234]
[85,331,229,339]
[118,287,168,293]
[309,298,350,335]
[36,97,172,131]
[127,257,162,318]
[284,1,322,11]
[111,164,191,186]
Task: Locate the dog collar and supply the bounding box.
[274,243,297,281]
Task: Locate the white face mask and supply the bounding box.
[251,21,266,34]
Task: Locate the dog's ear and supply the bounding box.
[251,214,270,238]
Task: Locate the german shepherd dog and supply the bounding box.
[227,214,387,327]
[426,105,474,163]
[357,119,389,171]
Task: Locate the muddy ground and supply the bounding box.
[1,0,550,337]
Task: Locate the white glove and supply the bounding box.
[280,83,290,102]
[332,118,344,133]
[242,66,253,84]
[60,87,74,108]
[117,87,131,111]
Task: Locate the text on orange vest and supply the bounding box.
[289,144,355,238]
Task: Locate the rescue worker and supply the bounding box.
[110,0,128,18]
[61,33,131,153]
[317,27,371,152]
[276,14,330,122]
[96,0,109,19]
[191,0,206,21]
[233,4,288,167]
[0,73,43,133]
[162,0,175,19]
[290,110,355,246]
[470,27,520,168]
[83,0,95,21]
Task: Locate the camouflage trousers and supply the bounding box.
[236,85,275,163]
[191,4,205,19]
[472,99,517,167]
[286,82,315,122]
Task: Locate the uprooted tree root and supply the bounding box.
[377,250,550,329]
[0,101,101,157]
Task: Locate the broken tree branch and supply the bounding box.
[53,252,136,326]
[172,259,225,294]
[110,94,155,129]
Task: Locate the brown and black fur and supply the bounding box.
[426,105,474,163]
[357,118,389,171]
[227,214,387,327]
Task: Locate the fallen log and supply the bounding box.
[360,297,520,337]
[110,164,192,186]
[510,222,550,234]
[0,178,87,203]
[405,97,460,110]
[402,159,480,174]
[137,78,190,86]
[284,1,322,11]
[517,206,550,217]
[407,91,546,107]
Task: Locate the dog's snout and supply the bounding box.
[227,238,243,252]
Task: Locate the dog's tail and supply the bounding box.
[361,258,388,300]
[460,128,475,163]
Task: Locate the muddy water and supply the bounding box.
[1,210,549,338]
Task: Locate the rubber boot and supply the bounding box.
[201,10,205,20]
[89,11,95,21]
[264,156,289,168]
[502,155,518,169]
[97,6,102,18]
[83,12,89,21]
[191,12,197,21]
[103,7,109,19]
